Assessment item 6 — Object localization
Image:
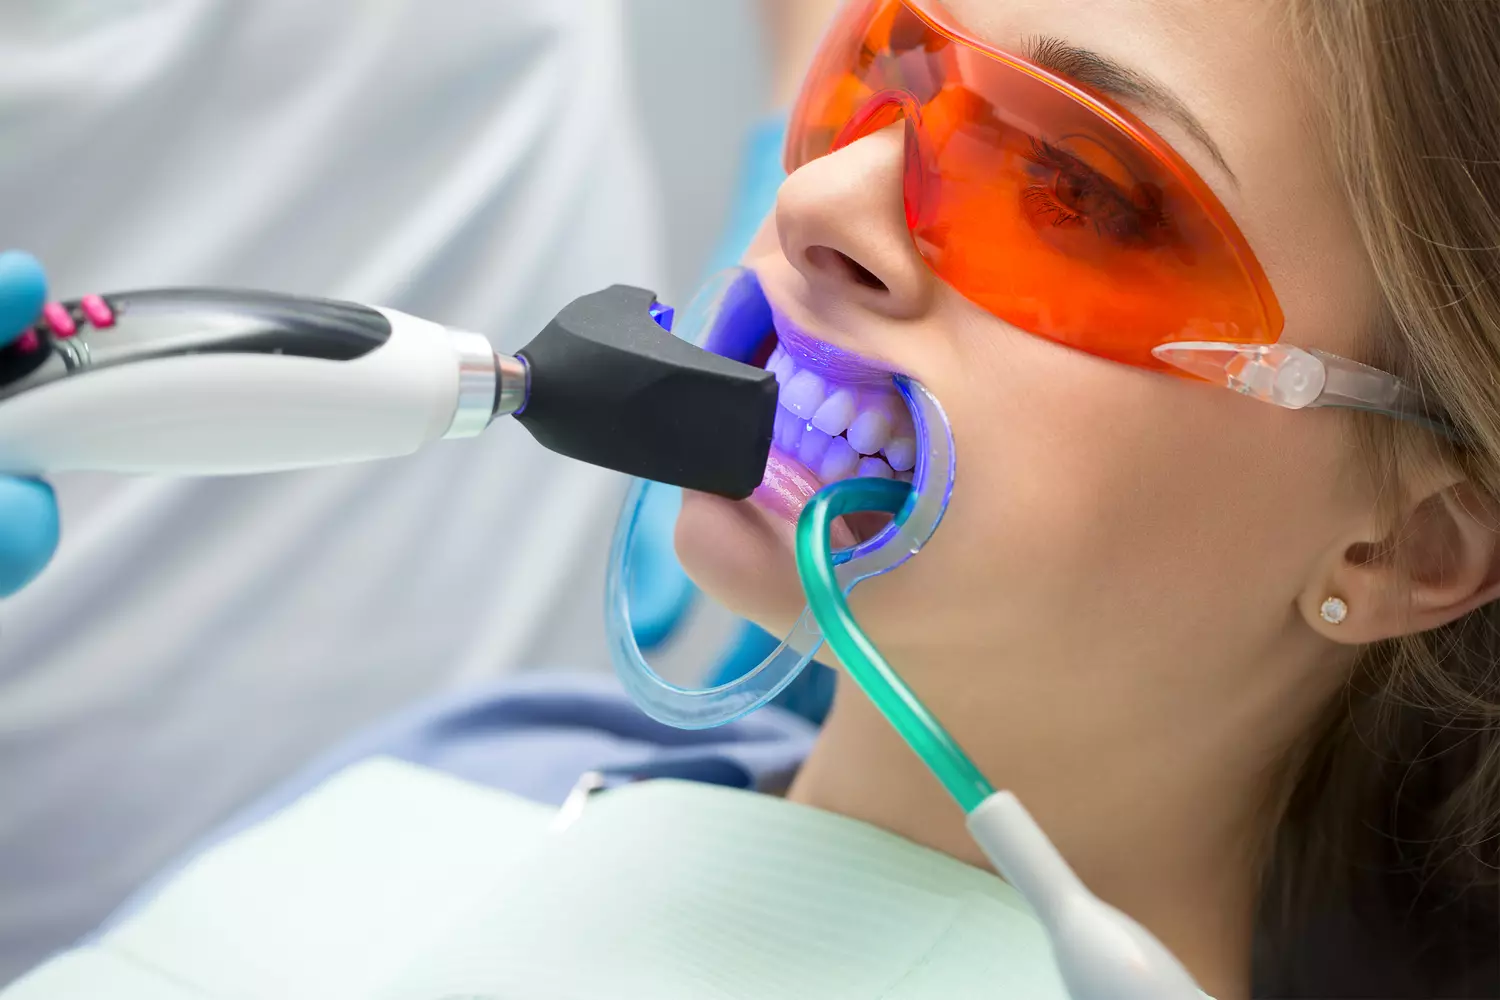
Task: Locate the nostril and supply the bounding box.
[807,246,889,293]
[843,253,889,292]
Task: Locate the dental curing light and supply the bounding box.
[796,479,1207,1000]
[0,286,777,498]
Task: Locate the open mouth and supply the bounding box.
[762,310,916,485]
[694,271,917,545]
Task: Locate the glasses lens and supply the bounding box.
[787,0,1283,368]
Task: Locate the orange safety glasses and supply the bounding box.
[786,0,1449,432]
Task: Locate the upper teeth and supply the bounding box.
[766,345,916,484]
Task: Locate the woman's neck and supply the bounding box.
[784,657,1332,1000]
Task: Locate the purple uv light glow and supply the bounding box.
[695,271,775,361]
[649,301,675,332]
[691,267,904,394]
[772,307,898,390]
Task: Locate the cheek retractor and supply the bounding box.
[606,267,955,730]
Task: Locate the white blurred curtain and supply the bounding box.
[0,0,765,981]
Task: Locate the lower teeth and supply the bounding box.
[770,402,909,484]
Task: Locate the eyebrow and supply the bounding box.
[1022,35,1238,186]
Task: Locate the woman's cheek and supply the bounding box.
[674,492,806,633]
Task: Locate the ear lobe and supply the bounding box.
[1316,484,1500,642]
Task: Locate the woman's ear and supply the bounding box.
[1303,482,1500,643]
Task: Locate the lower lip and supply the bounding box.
[753,447,859,551]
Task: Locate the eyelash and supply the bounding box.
[1021,138,1172,248]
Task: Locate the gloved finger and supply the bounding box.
[0,477,60,597]
[0,251,48,347]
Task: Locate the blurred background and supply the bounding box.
[0,0,791,983]
[632,0,767,309]
[1,5,1492,997]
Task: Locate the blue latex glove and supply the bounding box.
[0,251,60,596]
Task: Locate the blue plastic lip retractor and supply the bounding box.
[606,267,957,730]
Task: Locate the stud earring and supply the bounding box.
[1320,596,1349,625]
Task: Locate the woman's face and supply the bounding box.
[677,0,1374,708]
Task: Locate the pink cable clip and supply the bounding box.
[80,294,115,328]
[41,302,76,338]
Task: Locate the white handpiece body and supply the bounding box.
[0,293,499,477]
[966,792,1205,1000]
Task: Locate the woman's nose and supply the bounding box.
[774,124,936,320]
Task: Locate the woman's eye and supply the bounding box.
[1020,138,1174,251]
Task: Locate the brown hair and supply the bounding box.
[1259,1,1500,992]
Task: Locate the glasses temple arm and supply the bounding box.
[1153,341,1456,439]
[1310,350,1454,435]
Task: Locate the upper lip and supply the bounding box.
[768,303,901,390]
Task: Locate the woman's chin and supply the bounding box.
[675,490,807,632]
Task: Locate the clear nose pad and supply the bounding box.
[606,268,956,730]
